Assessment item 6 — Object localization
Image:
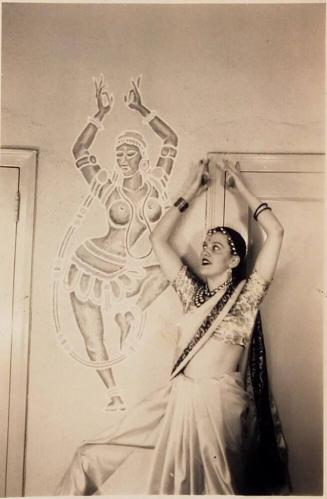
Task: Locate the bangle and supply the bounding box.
[253,202,268,221]
[88,116,104,131]
[142,110,157,125]
[255,206,272,219]
[174,197,189,213]
[254,203,272,221]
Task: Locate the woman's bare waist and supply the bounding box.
[182,341,243,380]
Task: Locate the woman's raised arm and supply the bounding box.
[223,160,284,283]
[150,160,209,282]
[124,76,178,175]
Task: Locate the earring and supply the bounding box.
[227,267,232,279]
[139,158,150,172]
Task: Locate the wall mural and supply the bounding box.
[53,76,178,411]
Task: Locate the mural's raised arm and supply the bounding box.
[124,76,178,175]
[72,76,114,184]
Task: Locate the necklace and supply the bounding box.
[194,277,234,308]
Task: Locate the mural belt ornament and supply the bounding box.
[52,75,178,410]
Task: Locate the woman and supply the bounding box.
[57,159,289,494]
[58,76,178,411]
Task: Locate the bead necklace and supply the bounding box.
[194,277,234,307]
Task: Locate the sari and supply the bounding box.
[57,267,290,495]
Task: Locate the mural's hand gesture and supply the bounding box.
[124,76,143,111]
[94,75,114,116]
[222,160,245,191]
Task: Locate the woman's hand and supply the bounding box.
[124,76,143,111]
[222,160,247,192]
[183,159,210,201]
[94,75,114,116]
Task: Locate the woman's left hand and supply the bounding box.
[223,160,246,192]
[124,76,143,111]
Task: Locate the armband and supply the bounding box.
[142,110,157,125]
[161,145,177,159]
[87,116,104,131]
[75,152,99,171]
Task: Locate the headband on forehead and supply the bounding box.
[115,130,148,159]
[207,227,239,256]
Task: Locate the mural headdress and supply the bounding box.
[115,130,149,160]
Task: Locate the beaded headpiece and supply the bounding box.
[115,130,148,159]
[207,227,239,256]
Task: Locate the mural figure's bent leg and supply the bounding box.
[113,266,168,353]
[136,265,169,311]
[115,312,134,350]
[70,292,125,411]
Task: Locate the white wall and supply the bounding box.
[2,3,325,495]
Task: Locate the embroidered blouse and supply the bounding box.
[171,265,270,348]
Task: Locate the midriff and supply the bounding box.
[183,337,244,379]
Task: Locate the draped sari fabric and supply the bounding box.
[244,312,291,494]
[57,269,290,496]
[146,372,249,494]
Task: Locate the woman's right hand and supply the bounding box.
[183,159,210,201]
[94,75,114,116]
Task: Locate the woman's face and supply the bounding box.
[116,144,142,177]
[200,233,236,278]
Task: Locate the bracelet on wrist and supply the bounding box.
[253,202,267,220]
[253,202,272,221]
[174,197,189,213]
[87,116,104,131]
[255,206,272,219]
[142,110,157,125]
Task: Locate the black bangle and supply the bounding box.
[253,202,268,221]
[174,197,189,213]
[254,205,272,221]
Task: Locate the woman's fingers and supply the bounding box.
[224,159,240,174]
[223,159,234,172]
[198,159,210,187]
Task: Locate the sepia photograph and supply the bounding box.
[0,1,325,496]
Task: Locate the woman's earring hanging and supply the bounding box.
[227,267,232,280]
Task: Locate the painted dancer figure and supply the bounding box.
[58,160,290,495]
[61,76,178,411]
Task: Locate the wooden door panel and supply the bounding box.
[0,167,19,497]
[222,160,324,494]
[0,150,37,497]
[209,152,324,494]
[259,197,323,494]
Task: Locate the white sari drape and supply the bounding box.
[57,282,253,495]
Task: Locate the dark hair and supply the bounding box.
[208,226,247,282]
